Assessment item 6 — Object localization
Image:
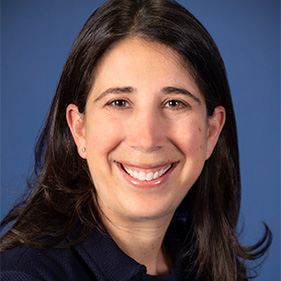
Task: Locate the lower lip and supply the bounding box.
[116,162,177,188]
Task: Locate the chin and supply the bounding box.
[120,200,176,222]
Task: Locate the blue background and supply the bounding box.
[1,0,280,279]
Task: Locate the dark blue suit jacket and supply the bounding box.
[0,226,183,281]
[1,222,248,281]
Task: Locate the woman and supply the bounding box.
[0,0,271,280]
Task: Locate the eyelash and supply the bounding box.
[106,99,130,108]
[163,99,189,109]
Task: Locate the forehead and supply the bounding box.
[86,36,206,112]
[94,37,196,82]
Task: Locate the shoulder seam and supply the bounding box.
[14,246,35,270]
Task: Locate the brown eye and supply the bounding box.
[165,100,187,109]
[108,99,129,108]
[168,100,180,107]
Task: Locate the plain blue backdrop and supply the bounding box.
[1,0,280,280]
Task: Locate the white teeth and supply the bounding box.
[153,171,159,180]
[139,172,146,181]
[123,164,172,181]
[146,172,154,181]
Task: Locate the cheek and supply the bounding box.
[176,122,208,189]
[85,115,124,155]
[84,116,123,188]
[175,120,208,156]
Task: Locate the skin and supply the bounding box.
[67,37,225,275]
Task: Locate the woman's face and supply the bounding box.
[67,37,225,223]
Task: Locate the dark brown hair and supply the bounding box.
[1,0,271,280]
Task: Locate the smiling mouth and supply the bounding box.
[120,163,175,182]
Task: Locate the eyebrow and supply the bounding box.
[161,87,201,104]
[94,86,201,104]
[94,87,135,102]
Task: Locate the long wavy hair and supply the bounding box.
[1,0,271,280]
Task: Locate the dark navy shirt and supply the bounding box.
[0,221,189,281]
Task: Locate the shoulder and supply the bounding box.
[0,244,93,281]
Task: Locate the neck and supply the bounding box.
[101,214,173,275]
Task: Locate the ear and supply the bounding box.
[206,106,226,160]
[66,104,87,159]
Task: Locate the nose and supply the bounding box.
[126,109,165,152]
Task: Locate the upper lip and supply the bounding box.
[115,161,178,170]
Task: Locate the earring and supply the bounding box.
[82,147,86,152]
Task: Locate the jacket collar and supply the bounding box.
[73,229,146,281]
[69,220,187,281]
